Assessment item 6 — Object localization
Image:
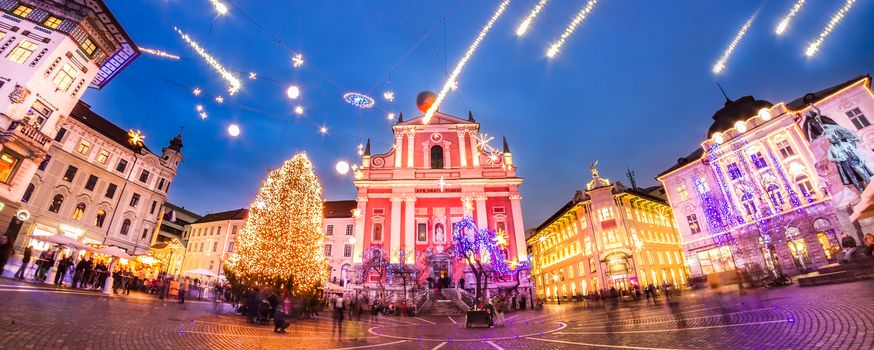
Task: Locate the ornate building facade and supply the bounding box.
[17,101,180,256]
[180,208,247,278]
[352,107,529,293]
[658,75,874,282]
[528,164,684,302]
[0,1,138,245]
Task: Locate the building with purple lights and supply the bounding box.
[658,75,874,282]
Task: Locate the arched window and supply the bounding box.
[21,183,35,203]
[95,210,106,227]
[430,145,444,169]
[372,223,382,241]
[740,192,756,216]
[795,175,815,200]
[120,219,131,236]
[71,202,85,220]
[766,184,783,209]
[48,194,64,213]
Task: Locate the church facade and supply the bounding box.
[351,107,529,294]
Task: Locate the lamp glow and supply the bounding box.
[758,108,772,121]
[228,124,240,137]
[713,132,725,144]
[735,121,747,133]
[286,86,301,99]
[336,161,350,175]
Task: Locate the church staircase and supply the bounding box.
[797,260,874,287]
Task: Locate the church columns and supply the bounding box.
[470,133,480,167]
[390,197,403,263]
[475,195,488,230]
[404,197,416,262]
[510,194,527,261]
[394,132,403,168]
[457,130,468,167]
[406,130,415,168]
[353,197,367,263]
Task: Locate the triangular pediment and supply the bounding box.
[397,112,476,126]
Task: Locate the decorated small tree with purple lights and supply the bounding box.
[451,216,529,300]
[387,249,422,301]
[360,245,389,298]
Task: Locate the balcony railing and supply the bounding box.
[7,121,51,148]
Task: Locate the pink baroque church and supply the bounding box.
[351,94,529,293]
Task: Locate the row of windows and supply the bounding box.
[2,37,83,93]
[325,224,353,235]
[57,128,172,193]
[187,240,231,254]
[9,3,99,55]
[190,224,239,238]
[325,244,353,257]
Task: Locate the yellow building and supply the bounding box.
[527,163,686,302]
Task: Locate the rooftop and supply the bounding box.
[193,208,248,224]
[70,101,153,153]
[324,200,357,218]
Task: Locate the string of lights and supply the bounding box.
[805,0,857,57]
[774,0,805,36]
[712,8,759,75]
[546,0,598,58]
[138,47,181,60]
[174,26,242,95]
[423,0,510,124]
[209,0,229,16]
[516,0,549,36]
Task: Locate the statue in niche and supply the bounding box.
[434,223,445,243]
[803,109,873,191]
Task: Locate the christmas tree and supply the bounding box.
[225,153,326,295]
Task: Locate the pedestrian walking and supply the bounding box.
[54,254,72,286]
[14,245,32,279]
[178,277,190,304]
[332,293,345,339]
[493,297,506,327]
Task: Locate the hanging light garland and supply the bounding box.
[423,0,510,124]
[127,130,145,148]
[209,0,229,16]
[174,27,242,95]
[775,0,805,36]
[712,9,758,74]
[292,54,304,68]
[805,0,857,57]
[546,0,598,58]
[516,0,549,36]
[139,47,181,60]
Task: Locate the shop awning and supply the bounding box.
[94,246,132,259]
[31,234,93,251]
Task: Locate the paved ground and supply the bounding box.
[0,278,872,349]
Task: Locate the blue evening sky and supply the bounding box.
[88,1,874,228]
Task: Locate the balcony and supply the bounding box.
[0,120,52,155]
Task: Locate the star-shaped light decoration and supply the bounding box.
[195,104,204,112]
[475,133,503,165]
[192,88,202,96]
[494,229,509,247]
[127,129,145,148]
[351,208,362,219]
[248,72,257,80]
[199,112,208,119]
[215,96,224,103]
[383,91,395,102]
[292,54,304,68]
[435,176,452,192]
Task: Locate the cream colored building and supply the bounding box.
[323,200,357,286]
[18,101,181,255]
[528,164,685,302]
[180,208,247,278]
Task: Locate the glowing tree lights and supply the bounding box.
[175,27,242,95]
[805,0,857,57]
[423,0,510,124]
[224,153,327,294]
[516,0,549,36]
[545,0,598,58]
[139,47,181,60]
[775,0,805,36]
[712,9,758,74]
[209,0,229,16]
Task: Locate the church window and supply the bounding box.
[430,146,444,169]
[676,184,689,201]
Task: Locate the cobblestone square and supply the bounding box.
[1,278,872,350]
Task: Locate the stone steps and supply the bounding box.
[798,262,874,287]
[419,300,465,316]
